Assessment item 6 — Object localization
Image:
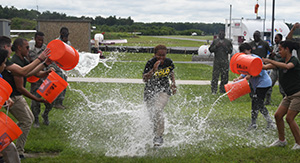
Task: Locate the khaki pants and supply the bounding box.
[9,96,34,155]
[146,92,169,137]
[1,142,20,163]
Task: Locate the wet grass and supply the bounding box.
[12,83,300,163]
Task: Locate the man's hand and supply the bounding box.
[171,83,177,95]
[153,60,161,71]
[38,48,51,61]
[5,98,14,108]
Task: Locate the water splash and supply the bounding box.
[63,52,277,157]
[66,51,119,77]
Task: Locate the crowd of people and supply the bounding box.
[0,27,70,162]
[0,22,300,162]
[210,23,300,150]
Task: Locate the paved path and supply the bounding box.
[68,77,211,85]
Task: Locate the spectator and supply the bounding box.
[249,30,272,58]
[265,33,286,105]
[208,30,233,94]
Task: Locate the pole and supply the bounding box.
[271,0,275,45]
[229,4,232,41]
[263,0,266,38]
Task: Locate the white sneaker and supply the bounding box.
[292,143,300,150]
[269,139,287,147]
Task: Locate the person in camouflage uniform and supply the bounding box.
[28,32,53,127]
[209,30,233,94]
[52,27,70,109]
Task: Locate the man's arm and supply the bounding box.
[170,71,176,95]
[6,48,50,77]
[14,76,47,103]
[287,23,299,40]
[143,61,160,82]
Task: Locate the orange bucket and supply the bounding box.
[0,78,13,109]
[47,40,79,71]
[230,53,263,76]
[0,112,23,152]
[27,75,39,83]
[224,78,251,101]
[37,71,68,103]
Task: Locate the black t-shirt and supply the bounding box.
[143,57,175,101]
[278,56,300,96]
[3,54,29,97]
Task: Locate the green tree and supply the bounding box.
[11,17,37,30]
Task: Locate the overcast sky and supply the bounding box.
[1,0,299,24]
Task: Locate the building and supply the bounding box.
[37,19,91,52]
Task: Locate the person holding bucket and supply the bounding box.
[143,44,176,147]
[0,49,21,163]
[209,30,233,94]
[0,36,50,77]
[233,43,276,130]
[2,38,51,159]
[263,40,300,150]
[28,32,54,128]
[52,27,71,109]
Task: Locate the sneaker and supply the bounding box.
[54,104,65,110]
[33,121,40,128]
[153,136,164,147]
[247,124,258,130]
[266,122,277,130]
[292,143,300,150]
[269,139,287,147]
[42,113,50,126]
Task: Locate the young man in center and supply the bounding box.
[143,44,177,147]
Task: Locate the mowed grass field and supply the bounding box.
[2,35,300,162]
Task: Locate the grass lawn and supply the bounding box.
[14,82,299,163]
[113,36,207,47]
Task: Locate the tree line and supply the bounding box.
[1,5,298,36]
[0,5,226,35]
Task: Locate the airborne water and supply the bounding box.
[63,51,277,157]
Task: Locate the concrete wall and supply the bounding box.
[37,19,91,52]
